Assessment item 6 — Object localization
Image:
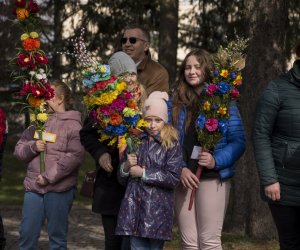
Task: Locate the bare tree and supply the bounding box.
[158,0,179,86]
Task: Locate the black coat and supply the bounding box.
[80,117,125,215]
[253,60,300,206]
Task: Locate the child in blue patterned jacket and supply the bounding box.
[115,91,183,250]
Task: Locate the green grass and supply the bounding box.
[164,230,279,250]
[1,136,279,249]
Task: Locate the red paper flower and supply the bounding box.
[15,0,26,8]
[28,1,39,13]
[17,53,36,70]
[34,53,48,65]
[20,82,54,100]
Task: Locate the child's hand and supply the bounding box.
[36,174,49,186]
[35,140,46,152]
[198,151,215,169]
[129,165,144,178]
[124,154,138,172]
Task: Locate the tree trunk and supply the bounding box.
[51,1,65,79]
[158,0,179,87]
[228,0,289,239]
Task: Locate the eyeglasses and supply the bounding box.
[121,37,148,44]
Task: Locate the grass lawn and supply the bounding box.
[0,135,279,249]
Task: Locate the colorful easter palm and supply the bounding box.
[12,0,54,173]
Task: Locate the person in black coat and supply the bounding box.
[80,117,126,250]
[253,40,300,250]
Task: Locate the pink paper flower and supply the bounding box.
[206,84,218,96]
[231,88,240,98]
[111,98,126,111]
[205,118,218,132]
[99,105,111,115]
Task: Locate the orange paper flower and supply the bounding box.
[22,38,41,51]
[110,114,123,126]
[28,96,42,107]
[127,99,138,110]
[16,8,29,21]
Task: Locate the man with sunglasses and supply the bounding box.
[121,24,169,95]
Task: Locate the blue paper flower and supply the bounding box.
[91,73,100,82]
[230,72,237,79]
[124,114,139,127]
[115,124,127,136]
[217,82,231,95]
[82,79,95,88]
[104,125,115,136]
[213,70,219,77]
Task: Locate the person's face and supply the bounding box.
[144,116,165,136]
[184,55,205,88]
[121,28,149,63]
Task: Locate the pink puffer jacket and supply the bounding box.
[14,111,85,193]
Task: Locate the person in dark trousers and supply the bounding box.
[253,40,300,250]
[79,56,139,250]
[0,107,7,250]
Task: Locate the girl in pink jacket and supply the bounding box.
[14,80,84,250]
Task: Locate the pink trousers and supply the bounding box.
[174,179,231,250]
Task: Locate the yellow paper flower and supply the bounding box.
[137,119,147,129]
[203,101,211,111]
[217,107,227,115]
[220,69,229,78]
[36,113,48,122]
[99,132,111,142]
[108,137,117,147]
[30,114,36,122]
[233,75,242,85]
[116,81,126,92]
[30,32,39,39]
[117,136,127,148]
[99,65,106,73]
[21,33,30,41]
[84,90,119,107]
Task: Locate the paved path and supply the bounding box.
[0,205,105,250]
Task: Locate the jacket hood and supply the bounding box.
[49,110,82,125]
[280,59,300,88]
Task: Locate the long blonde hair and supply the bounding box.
[160,124,179,149]
[171,49,213,131]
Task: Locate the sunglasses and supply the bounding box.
[121,37,148,44]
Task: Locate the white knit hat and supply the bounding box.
[108,51,137,76]
[143,91,169,123]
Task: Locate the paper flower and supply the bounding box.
[195,37,248,150]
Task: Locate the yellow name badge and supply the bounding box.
[34,131,57,143]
